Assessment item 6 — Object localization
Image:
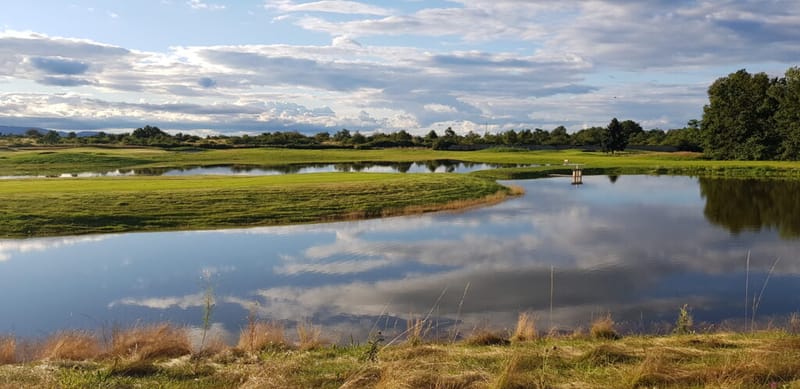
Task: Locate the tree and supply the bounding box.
[41,130,61,145]
[132,125,167,138]
[502,129,518,145]
[602,118,627,153]
[701,69,779,160]
[547,126,570,145]
[620,120,643,139]
[314,131,331,143]
[770,67,800,160]
[333,129,351,143]
[571,127,604,146]
[351,131,367,145]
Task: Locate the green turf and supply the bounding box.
[0,173,509,237]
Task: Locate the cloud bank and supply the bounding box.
[0,0,798,134]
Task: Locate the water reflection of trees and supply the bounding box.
[700,178,800,238]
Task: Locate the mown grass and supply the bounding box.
[3,322,800,388]
[0,173,512,237]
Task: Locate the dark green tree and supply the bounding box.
[571,127,604,146]
[546,126,570,146]
[620,120,643,140]
[601,118,627,153]
[701,69,779,160]
[769,67,800,160]
[132,125,167,138]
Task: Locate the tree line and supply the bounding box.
[2,121,702,152]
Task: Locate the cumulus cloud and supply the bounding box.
[0,0,798,133]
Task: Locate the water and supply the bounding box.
[0,160,533,179]
[2,175,799,341]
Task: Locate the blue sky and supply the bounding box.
[0,0,797,136]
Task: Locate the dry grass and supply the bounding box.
[236,320,289,352]
[789,312,800,334]
[510,312,537,343]
[465,329,510,346]
[111,323,191,360]
[0,336,15,365]
[590,314,620,340]
[406,317,425,346]
[42,331,101,361]
[296,321,323,351]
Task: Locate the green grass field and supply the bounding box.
[0,173,511,237]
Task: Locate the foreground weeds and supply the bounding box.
[4,326,800,388]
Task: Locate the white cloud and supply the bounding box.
[265,0,392,16]
[187,0,226,10]
[424,103,457,113]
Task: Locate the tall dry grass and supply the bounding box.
[511,312,537,342]
[0,336,15,365]
[42,331,101,361]
[237,320,289,352]
[111,323,191,360]
[590,314,620,340]
[296,321,323,351]
[405,318,425,346]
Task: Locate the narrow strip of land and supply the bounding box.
[0,173,514,237]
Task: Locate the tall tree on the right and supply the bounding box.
[769,67,800,160]
[701,69,780,160]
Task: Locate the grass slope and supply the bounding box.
[0,173,511,237]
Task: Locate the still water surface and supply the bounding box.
[2,175,799,340]
[0,160,533,179]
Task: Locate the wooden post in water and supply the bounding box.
[571,167,583,185]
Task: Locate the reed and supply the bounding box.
[42,331,101,361]
[590,314,620,340]
[236,320,289,352]
[510,312,537,343]
[110,323,191,360]
[0,336,15,365]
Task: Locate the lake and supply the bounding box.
[0,160,535,179]
[2,175,799,342]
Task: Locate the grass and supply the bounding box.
[0,173,512,237]
[590,314,620,340]
[510,312,537,343]
[3,147,800,177]
[236,320,289,352]
[4,323,800,388]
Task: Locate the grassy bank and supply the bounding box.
[2,316,800,388]
[0,173,514,237]
[2,146,800,176]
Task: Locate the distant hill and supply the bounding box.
[0,126,99,137]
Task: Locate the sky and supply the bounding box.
[0,0,798,136]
